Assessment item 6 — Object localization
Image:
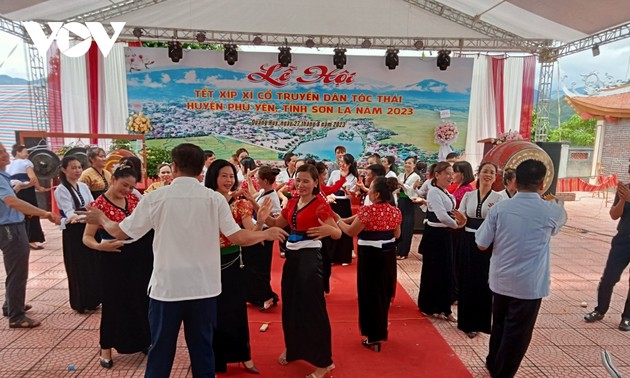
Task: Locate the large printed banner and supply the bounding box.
[125,47,473,162]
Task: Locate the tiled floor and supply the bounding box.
[0,192,629,377]
[398,193,630,377]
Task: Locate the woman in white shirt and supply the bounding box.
[242,166,282,311]
[417,162,465,321]
[396,156,421,260]
[456,162,503,338]
[54,156,102,314]
[383,156,398,179]
[327,153,358,265]
[7,144,48,249]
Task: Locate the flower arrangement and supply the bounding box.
[495,130,523,144]
[127,112,152,134]
[434,120,459,144]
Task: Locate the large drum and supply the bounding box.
[105,149,135,172]
[481,141,554,193]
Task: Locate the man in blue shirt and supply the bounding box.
[0,144,60,328]
[584,160,630,331]
[476,159,567,378]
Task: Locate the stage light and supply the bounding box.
[278,46,292,67]
[224,44,238,65]
[414,40,424,49]
[305,38,315,48]
[437,50,451,71]
[361,39,372,48]
[132,28,143,38]
[252,36,263,46]
[385,48,399,70]
[196,32,206,43]
[592,44,600,56]
[168,41,183,63]
[333,47,347,69]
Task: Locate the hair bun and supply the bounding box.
[271,168,281,175]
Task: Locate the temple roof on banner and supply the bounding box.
[2,0,629,54]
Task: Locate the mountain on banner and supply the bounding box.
[0,74,28,85]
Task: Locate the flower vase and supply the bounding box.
[438,142,453,161]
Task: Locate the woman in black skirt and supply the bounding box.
[396,156,422,260]
[82,163,153,368]
[266,164,341,378]
[242,166,282,311]
[326,153,358,265]
[54,156,102,313]
[8,144,47,249]
[206,159,265,375]
[417,162,466,321]
[336,177,402,352]
[457,162,503,338]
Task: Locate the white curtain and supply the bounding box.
[60,43,89,147]
[464,55,497,170]
[503,57,524,133]
[100,43,129,139]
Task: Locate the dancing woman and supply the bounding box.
[82,163,153,368]
[336,177,402,352]
[457,162,503,338]
[7,144,48,249]
[265,164,341,378]
[242,166,282,311]
[417,162,466,320]
[396,156,421,260]
[54,156,102,313]
[205,159,263,375]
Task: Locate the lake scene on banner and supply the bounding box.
[125,48,473,163]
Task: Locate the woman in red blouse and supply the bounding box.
[336,177,402,352]
[265,164,341,378]
[82,164,153,369]
[205,159,267,375]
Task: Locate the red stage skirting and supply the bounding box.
[221,242,472,377]
[557,174,617,193]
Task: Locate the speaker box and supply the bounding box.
[535,142,561,195]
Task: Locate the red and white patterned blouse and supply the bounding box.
[357,202,402,231]
[280,196,334,231]
[90,193,139,223]
[219,198,253,248]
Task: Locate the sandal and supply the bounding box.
[278,350,288,365]
[3,304,32,317]
[9,316,41,329]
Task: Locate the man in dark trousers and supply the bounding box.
[79,143,287,378]
[0,144,60,328]
[584,159,630,331]
[476,159,567,378]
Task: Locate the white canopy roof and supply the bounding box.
[2,0,629,50]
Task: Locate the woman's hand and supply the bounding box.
[98,239,124,253]
[257,197,272,225]
[326,194,337,204]
[306,219,339,240]
[451,209,467,228]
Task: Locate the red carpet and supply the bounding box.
[222,242,472,377]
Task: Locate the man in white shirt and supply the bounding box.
[79,143,287,378]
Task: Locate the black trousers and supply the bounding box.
[595,234,630,320]
[486,292,541,378]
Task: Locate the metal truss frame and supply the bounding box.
[402,0,544,50]
[534,61,555,142]
[109,25,548,52]
[66,0,168,22]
